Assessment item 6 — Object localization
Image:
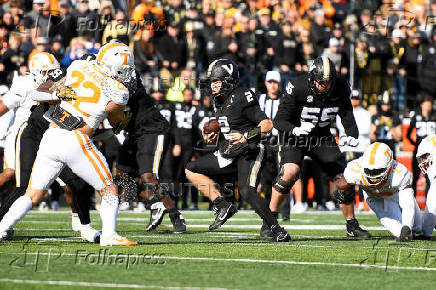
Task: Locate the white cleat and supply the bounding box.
[71,215,81,232]
[3,229,14,240]
[39,201,49,212]
[100,233,138,247]
[291,202,308,214]
[119,201,130,211]
[80,224,101,243]
[134,201,146,213]
[325,201,337,211]
[0,231,8,242]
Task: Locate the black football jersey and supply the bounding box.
[213,87,268,137]
[274,74,358,138]
[407,110,436,147]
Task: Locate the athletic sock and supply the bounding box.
[0,195,32,232]
[0,187,26,221]
[242,187,277,227]
[100,194,119,237]
[212,196,229,209]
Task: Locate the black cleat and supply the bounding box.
[146,202,168,231]
[396,225,412,242]
[260,221,273,237]
[170,212,187,234]
[270,224,291,242]
[346,218,371,238]
[209,203,238,231]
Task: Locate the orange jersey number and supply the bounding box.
[68,70,101,117]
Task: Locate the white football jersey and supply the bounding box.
[61,60,129,130]
[2,74,37,134]
[344,158,411,198]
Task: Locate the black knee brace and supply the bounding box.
[272,167,296,194]
[334,188,354,204]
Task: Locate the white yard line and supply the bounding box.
[0,278,229,290]
[0,253,435,271]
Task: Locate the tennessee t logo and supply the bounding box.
[60,111,70,122]
[120,53,130,65]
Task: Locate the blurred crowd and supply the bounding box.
[0,0,435,213]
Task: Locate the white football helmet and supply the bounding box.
[28,52,60,86]
[96,41,135,86]
[416,135,436,174]
[361,142,393,186]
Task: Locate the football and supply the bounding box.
[203,119,221,135]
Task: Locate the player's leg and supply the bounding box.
[69,130,137,246]
[0,127,19,188]
[312,139,370,238]
[366,196,402,237]
[59,167,99,242]
[238,145,291,242]
[0,129,65,239]
[185,152,236,230]
[422,181,436,238]
[398,187,417,241]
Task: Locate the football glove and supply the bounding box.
[56,86,77,101]
[339,136,359,147]
[292,122,315,136]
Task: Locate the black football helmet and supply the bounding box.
[309,56,337,98]
[203,59,239,103]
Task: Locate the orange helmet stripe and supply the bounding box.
[43,52,56,65]
[97,43,126,63]
[369,142,381,165]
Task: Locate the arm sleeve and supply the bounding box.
[273,84,297,132]
[338,87,359,138]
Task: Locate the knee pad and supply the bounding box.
[334,188,354,204]
[272,166,295,194]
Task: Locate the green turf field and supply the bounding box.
[0,209,435,290]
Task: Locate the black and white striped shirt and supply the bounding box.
[258,93,281,136]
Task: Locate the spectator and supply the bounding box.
[1,32,28,83]
[95,1,115,45]
[370,91,402,155]
[257,8,281,71]
[322,38,343,72]
[202,10,217,65]
[419,28,436,98]
[166,69,194,102]
[24,0,53,37]
[407,95,436,193]
[134,29,158,89]
[102,10,133,49]
[310,9,331,56]
[389,29,407,112]
[71,0,99,38]
[209,18,238,62]
[50,35,65,61]
[276,20,300,78]
[297,29,315,72]
[156,22,186,76]
[28,36,50,61]
[52,0,77,49]
[184,21,206,72]
[60,37,94,68]
[403,31,423,109]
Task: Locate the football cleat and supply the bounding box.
[134,201,146,212]
[346,218,371,238]
[146,202,168,231]
[3,229,14,241]
[71,214,81,232]
[100,233,138,246]
[0,231,7,242]
[397,225,412,242]
[209,203,238,231]
[291,202,307,214]
[260,221,273,238]
[80,224,101,243]
[39,201,49,212]
[119,201,130,211]
[270,224,291,242]
[170,212,187,234]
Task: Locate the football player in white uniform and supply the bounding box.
[343,142,422,241]
[0,42,137,246]
[416,135,436,238]
[0,52,72,188]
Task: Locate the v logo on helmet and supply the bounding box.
[222,64,233,75]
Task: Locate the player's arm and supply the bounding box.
[106,101,131,134]
[273,85,297,132]
[337,91,358,139]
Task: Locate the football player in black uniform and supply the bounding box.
[116,72,186,233]
[270,56,371,238]
[185,59,291,242]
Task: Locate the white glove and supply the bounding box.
[339,136,359,147]
[292,122,315,136]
